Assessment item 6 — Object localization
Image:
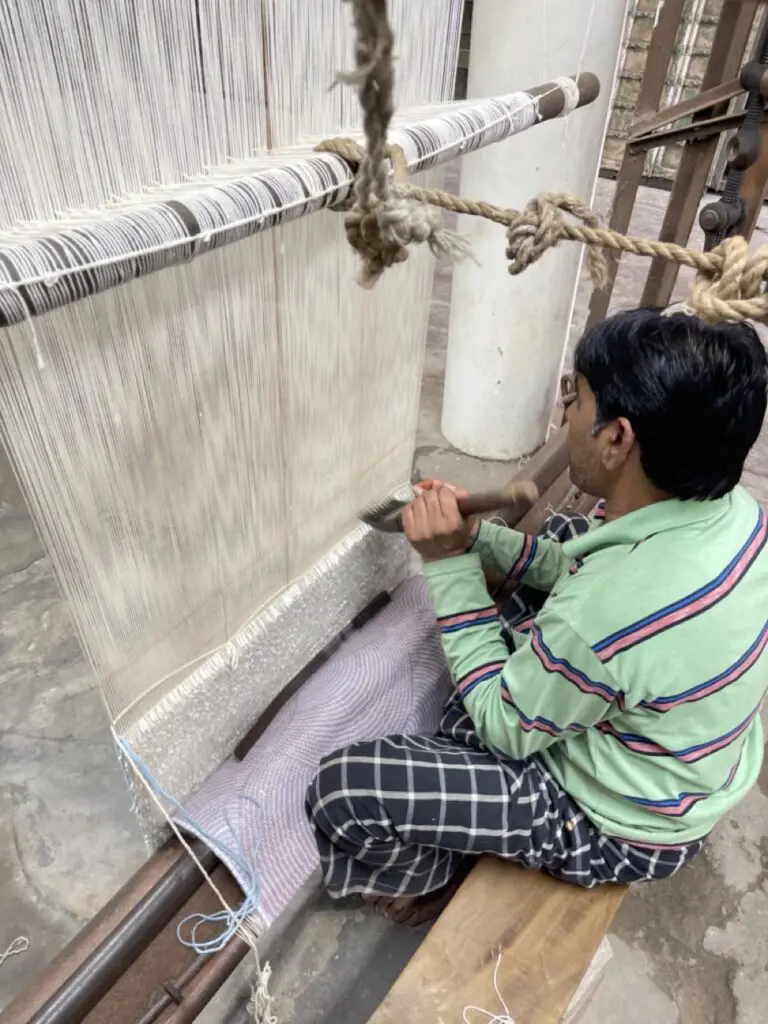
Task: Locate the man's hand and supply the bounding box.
[403,481,478,562]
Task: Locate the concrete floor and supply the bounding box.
[1,178,768,1022]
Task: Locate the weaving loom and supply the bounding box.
[0,0,605,981]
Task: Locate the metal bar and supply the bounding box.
[0,841,217,1024]
[585,0,686,328]
[631,109,753,150]
[628,81,745,144]
[83,862,244,1024]
[163,939,250,1023]
[629,79,744,140]
[737,120,768,234]
[640,1,761,307]
[134,955,210,1024]
[0,74,599,329]
[0,840,202,1024]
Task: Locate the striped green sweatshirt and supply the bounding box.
[423,487,768,845]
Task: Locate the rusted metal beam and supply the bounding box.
[19,844,218,1024]
[134,955,210,1024]
[586,0,687,328]
[628,80,745,145]
[628,78,745,142]
[736,120,768,234]
[163,938,250,1024]
[83,863,245,1024]
[631,109,761,151]
[497,427,570,526]
[0,840,215,1024]
[640,1,762,307]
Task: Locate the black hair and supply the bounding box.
[573,308,768,500]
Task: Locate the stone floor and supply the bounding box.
[1,178,767,1022]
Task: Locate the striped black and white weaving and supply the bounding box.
[0,94,538,327]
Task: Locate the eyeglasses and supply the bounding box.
[560,373,577,408]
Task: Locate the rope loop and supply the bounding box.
[504,192,608,291]
[686,235,768,323]
[327,0,768,321]
[317,136,471,288]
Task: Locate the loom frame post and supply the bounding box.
[584,0,688,328]
[439,0,626,462]
[586,0,768,326]
[641,0,765,307]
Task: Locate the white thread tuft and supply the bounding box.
[552,76,581,118]
[248,962,278,1024]
[463,949,515,1024]
[0,936,30,968]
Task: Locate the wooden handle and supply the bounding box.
[456,480,539,518]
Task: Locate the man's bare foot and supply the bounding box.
[361,874,464,927]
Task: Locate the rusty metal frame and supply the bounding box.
[587,0,768,326]
[628,78,746,144]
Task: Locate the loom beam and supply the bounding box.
[0,74,598,329]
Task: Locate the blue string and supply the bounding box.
[115,737,263,954]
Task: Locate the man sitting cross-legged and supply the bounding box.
[307,309,768,925]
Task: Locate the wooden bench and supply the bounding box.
[368,858,627,1023]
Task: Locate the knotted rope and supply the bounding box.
[323,0,472,288]
[328,0,768,323]
[500,193,768,324]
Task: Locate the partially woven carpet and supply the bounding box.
[179,575,451,927]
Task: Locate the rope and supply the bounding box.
[329,0,768,322]
[326,0,472,288]
[319,142,768,323]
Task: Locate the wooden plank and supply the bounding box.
[367,858,627,1024]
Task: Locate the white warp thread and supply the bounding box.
[0,936,30,968]
[463,950,516,1024]
[0,1,463,738]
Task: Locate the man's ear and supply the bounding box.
[600,416,636,472]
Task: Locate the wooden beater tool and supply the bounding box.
[359,479,540,533]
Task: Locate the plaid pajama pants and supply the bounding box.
[306,512,703,899]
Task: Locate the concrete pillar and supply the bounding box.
[441,0,629,460]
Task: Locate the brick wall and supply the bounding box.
[605,0,741,183]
